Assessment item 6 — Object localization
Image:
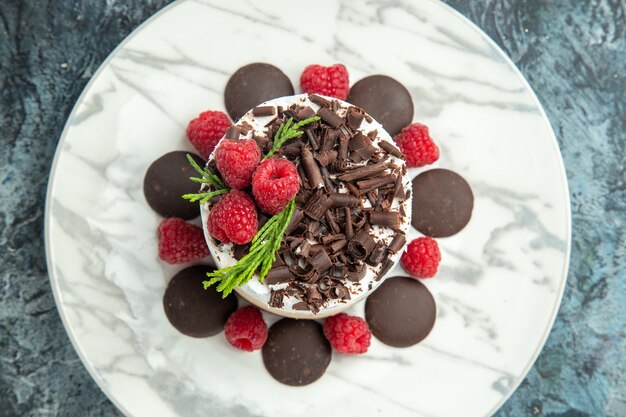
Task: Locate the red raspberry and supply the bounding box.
[401,237,441,278]
[393,123,440,168]
[186,110,232,159]
[214,138,261,190]
[323,313,371,354]
[251,158,300,215]
[300,64,350,100]
[208,190,258,244]
[224,306,268,352]
[157,217,209,264]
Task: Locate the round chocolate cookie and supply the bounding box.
[411,168,474,237]
[365,277,436,347]
[163,265,238,338]
[346,75,413,136]
[144,151,205,220]
[225,63,294,121]
[262,319,331,386]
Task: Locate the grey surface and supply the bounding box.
[0,1,624,416]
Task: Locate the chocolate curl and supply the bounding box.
[306,286,323,304]
[338,136,349,160]
[329,239,348,253]
[309,94,331,107]
[224,126,241,140]
[349,132,371,151]
[331,264,348,279]
[375,259,394,281]
[253,134,269,152]
[347,229,377,260]
[301,147,324,188]
[319,166,334,190]
[292,302,311,311]
[370,211,401,230]
[379,140,403,158]
[283,108,301,122]
[344,207,354,240]
[346,182,360,197]
[329,159,348,174]
[315,150,338,167]
[320,233,345,245]
[317,107,343,128]
[265,266,295,285]
[252,106,276,117]
[329,193,360,208]
[305,129,320,151]
[357,175,396,194]
[368,241,386,265]
[338,160,388,181]
[298,106,316,120]
[332,285,351,300]
[281,140,302,158]
[388,233,407,254]
[346,262,366,282]
[284,208,304,235]
[299,240,311,257]
[347,106,366,129]
[367,130,378,140]
[352,210,367,229]
[366,190,378,207]
[317,277,333,295]
[303,190,333,221]
[321,128,339,151]
[325,211,341,234]
[310,249,332,274]
[394,177,406,199]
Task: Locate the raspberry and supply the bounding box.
[401,237,441,278]
[300,64,350,100]
[224,306,268,352]
[251,158,300,215]
[157,217,209,264]
[186,110,232,159]
[393,123,440,168]
[323,313,371,354]
[208,190,258,244]
[214,138,261,190]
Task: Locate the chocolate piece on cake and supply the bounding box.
[262,319,331,386]
[163,265,238,337]
[411,169,474,237]
[144,151,205,220]
[365,277,436,347]
[347,75,414,136]
[224,63,294,121]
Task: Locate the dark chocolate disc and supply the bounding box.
[163,265,238,338]
[365,277,436,347]
[144,151,205,220]
[346,75,413,136]
[224,63,294,121]
[262,319,331,386]
[411,168,474,237]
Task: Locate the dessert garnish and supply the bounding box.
[181,154,228,205]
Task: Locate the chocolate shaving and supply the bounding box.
[329,159,348,174]
[325,211,341,234]
[307,286,323,303]
[265,266,296,285]
[310,249,332,274]
[344,207,354,240]
[388,233,406,254]
[338,136,349,160]
[368,241,386,265]
[252,106,276,117]
[317,107,343,128]
[347,229,377,260]
[284,208,304,235]
[346,262,366,282]
[347,107,365,129]
[337,161,388,181]
[370,211,401,230]
[379,140,403,158]
[376,259,394,281]
[315,150,338,167]
[329,193,360,207]
[301,147,324,188]
[269,289,285,308]
[253,134,269,151]
[298,106,316,120]
[319,166,334,190]
[309,94,330,107]
[329,239,348,253]
[281,141,302,157]
[283,108,301,121]
[305,129,320,151]
[292,302,311,311]
[357,175,396,194]
[224,126,241,140]
[302,190,332,221]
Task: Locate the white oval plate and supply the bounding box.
[45,1,571,417]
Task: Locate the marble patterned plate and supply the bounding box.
[44,1,571,416]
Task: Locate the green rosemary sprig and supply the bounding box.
[203,199,296,297]
[264,116,320,159]
[182,154,228,204]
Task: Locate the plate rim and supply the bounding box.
[43,1,572,416]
